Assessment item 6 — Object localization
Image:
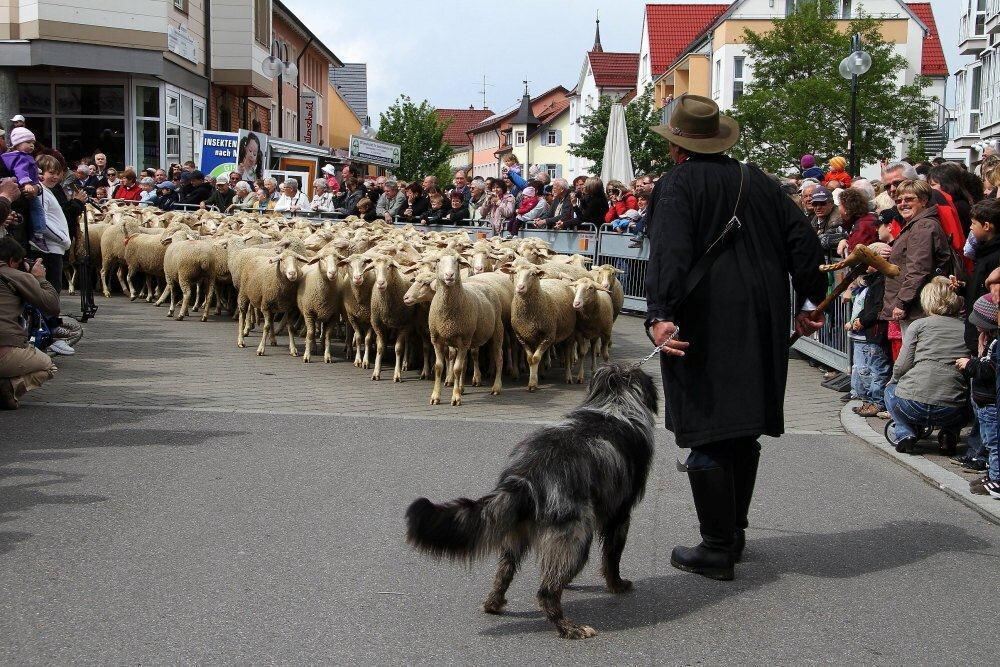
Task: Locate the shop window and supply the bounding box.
[135,84,161,170]
[19,84,51,115]
[57,118,126,169]
[56,85,124,116]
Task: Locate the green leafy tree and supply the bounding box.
[569,86,672,177]
[729,0,932,173]
[376,95,453,182]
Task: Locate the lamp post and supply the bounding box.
[839,34,872,176]
[262,40,298,139]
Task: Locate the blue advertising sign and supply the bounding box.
[200,131,239,179]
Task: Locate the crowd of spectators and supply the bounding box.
[780,153,1000,500]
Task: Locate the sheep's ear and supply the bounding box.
[457,256,472,268]
[294,253,312,263]
[614,267,625,274]
[268,257,279,265]
[306,256,322,265]
[596,284,611,293]
[336,258,350,267]
[498,263,515,274]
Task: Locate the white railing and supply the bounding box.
[990,0,1000,21]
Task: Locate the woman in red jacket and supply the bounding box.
[113,168,143,202]
[603,180,638,227]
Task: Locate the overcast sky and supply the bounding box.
[283,0,963,125]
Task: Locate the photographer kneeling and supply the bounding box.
[0,236,59,409]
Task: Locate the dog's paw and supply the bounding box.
[482,597,506,615]
[606,578,633,594]
[559,623,598,640]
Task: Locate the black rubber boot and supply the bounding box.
[732,442,761,563]
[670,465,737,581]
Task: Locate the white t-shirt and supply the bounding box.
[274,191,312,213]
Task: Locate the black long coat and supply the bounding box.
[645,154,826,448]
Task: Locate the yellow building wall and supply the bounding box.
[687,56,712,97]
[326,85,362,150]
[713,18,909,45]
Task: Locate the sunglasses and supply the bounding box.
[895,196,919,204]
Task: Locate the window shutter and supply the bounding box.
[555,130,562,146]
[540,132,549,147]
[555,164,563,178]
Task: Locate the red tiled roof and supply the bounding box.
[466,86,571,134]
[536,99,570,124]
[905,2,949,77]
[434,108,495,147]
[588,51,640,89]
[646,3,729,75]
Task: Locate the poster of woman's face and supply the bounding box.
[237,130,267,182]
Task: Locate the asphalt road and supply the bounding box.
[2,405,996,664]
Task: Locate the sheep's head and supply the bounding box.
[592,264,625,291]
[570,277,610,311]
[436,251,470,288]
[502,261,545,295]
[403,270,437,306]
[270,249,311,282]
[369,254,406,292]
[337,253,372,287]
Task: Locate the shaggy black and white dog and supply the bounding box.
[405,364,658,639]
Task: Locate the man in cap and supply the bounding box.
[9,115,25,129]
[808,185,841,234]
[646,94,827,581]
[202,174,236,211]
[153,180,179,211]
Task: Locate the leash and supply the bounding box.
[632,327,680,368]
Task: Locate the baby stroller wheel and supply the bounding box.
[884,420,895,444]
[937,430,958,456]
[918,426,934,440]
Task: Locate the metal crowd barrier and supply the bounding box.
[392,219,496,237]
[595,224,648,313]
[521,223,599,262]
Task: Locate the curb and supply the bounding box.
[840,403,1000,526]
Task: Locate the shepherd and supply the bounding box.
[646,95,828,580]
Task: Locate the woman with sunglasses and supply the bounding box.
[879,179,953,334]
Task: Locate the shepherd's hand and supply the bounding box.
[794,311,825,336]
[650,320,689,358]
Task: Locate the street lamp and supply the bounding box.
[262,40,298,139]
[839,34,872,176]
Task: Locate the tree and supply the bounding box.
[569,86,672,177]
[376,95,453,182]
[729,0,932,173]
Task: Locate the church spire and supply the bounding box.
[592,12,603,53]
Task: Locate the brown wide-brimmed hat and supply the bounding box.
[651,94,740,154]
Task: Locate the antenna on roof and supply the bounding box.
[477,74,494,110]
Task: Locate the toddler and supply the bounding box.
[1,127,45,245]
[138,177,157,206]
[422,194,446,224]
[956,294,1000,498]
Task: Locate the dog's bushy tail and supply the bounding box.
[405,477,534,560]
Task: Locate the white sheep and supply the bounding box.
[368,253,419,382]
[591,264,625,319]
[427,251,504,405]
[237,248,311,356]
[569,277,614,383]
[504,261,577,390]
[295,251,342,363]
[336,252,376,369]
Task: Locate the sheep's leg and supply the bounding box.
[201,280,216,323]
[156,276,172,308]
[145,276,155,302]
[445,347,456,386]
[362,329,372,369]
[192,282,202,312]
[471,347,482,387]
[116,266,128,295]
[100,264,112,298]
[323,321,333,363]
[302,313,315,362]
[490,326,504,396]
[268,315,279,346]
[126,266,139,301]
[66,264,77,295]
[420,338,432,380]
[393,330,408,382]
[237,296,248,348]
[257,308,272,356]
[602,336,610,361]
[430,339,447,405]
[287,315,298,357]
[372,326,385,380]
[527,341,551,392]
[575,339,589,384]
[451,344,469,406]
[565,344,576,384]
[176,282,193,321]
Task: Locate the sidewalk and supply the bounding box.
[841,402,1000,525]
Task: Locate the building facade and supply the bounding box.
[566,21,638,180]
[644,0,948,169]
[433,106,494,172]
[466,86,570,180]
[947,0,1000,166]
[1,0,349,172]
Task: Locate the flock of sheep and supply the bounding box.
[68,203,626,406]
